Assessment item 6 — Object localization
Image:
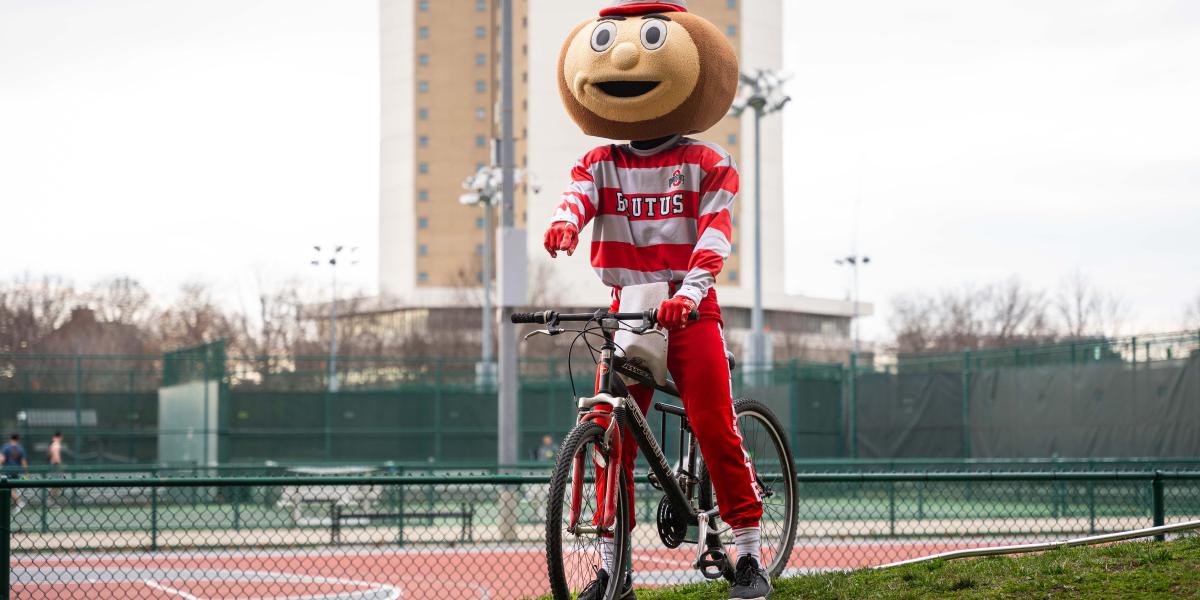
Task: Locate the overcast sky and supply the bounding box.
[1,0,1197,341]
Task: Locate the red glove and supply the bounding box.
[543,222,579,258]
[656,296,697,331]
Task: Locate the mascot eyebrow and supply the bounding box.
[595,14,672,22]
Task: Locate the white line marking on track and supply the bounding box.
[142,579,205,600]
[635,555,693,567]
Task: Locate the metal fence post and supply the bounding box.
[73,356,83,464]
[789,360,800,456]
[323,389,333,461]
[39,487,49,533]
[150,484,159,552]
[2,477,10,598]
[1152,470,1165,541]
[1087,480,1096,534]
[397,479,406,547]
[232,494,241,532]
[961,351,971,458]
[888,481,897,536]
[847,353,858,459]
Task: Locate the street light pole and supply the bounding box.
[731,69,790,371]
[312,245,357,394]
[834,255,870,356]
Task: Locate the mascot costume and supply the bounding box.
[544,2,772,598]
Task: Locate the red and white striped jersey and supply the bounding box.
[551,135,738,306]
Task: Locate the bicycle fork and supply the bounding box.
[569,403,625,533]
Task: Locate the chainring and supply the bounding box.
[655,496,689,549]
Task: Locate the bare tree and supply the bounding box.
[233,280,311,382]
[0,275,79,353]
[89,277,154,326]
[889,293,937,354]
[1054,271,1128,339]
[154,281,239,350]
[982,277,1054,345]
[890,278,1056,354]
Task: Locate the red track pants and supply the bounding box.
[598,290,763,531]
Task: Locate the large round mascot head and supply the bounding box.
[558,0,739,141]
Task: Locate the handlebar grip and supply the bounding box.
[510,312,545,324]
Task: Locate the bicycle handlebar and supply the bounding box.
[510,308,699,326]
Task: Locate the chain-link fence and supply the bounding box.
[5,332,1200,467]
[5,471,1199,599]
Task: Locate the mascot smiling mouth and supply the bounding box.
[594,80,661,98]
[558,2,737,139]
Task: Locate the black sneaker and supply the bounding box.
[729,555,772,599]
[577,568,636,600]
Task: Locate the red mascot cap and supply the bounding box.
[599,0,688,17]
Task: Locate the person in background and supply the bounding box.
[1,433,29,511]
[47,431,65,504]
[48,431,64,473]
[537,435,557,463]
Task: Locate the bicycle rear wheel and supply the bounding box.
[545,420,631,600]
[700,397,798,578]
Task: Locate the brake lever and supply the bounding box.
[523,327,565,341]
[627,323,667,339]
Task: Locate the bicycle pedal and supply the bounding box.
[694,548,730,580]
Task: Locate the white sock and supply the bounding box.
[599,536,616,573]
[733,527,762,565]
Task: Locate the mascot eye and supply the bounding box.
[590,22,618,52]
[640,20,667,50]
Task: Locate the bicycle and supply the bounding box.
[511,308,798,600]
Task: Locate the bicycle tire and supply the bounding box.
[698,397,798,579]
[546,420,631,600]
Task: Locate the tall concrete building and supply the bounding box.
[378,0,868,361]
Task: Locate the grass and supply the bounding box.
[539,535,1200,599]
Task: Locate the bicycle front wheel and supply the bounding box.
[545,420,631,600]
[700,397,798,578]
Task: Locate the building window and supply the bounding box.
[418,81,429,93]
[418,54,429,66]
[475,135,486,147]
[476,80,486,93]
[418,272,429,283]
[727,133,738,145]
[726,24,737,37]
[419,162,429,174]
[476,161,485,170]
[476,244,484,256]
[475,53,486,66]
[727,0,736,8]
[476,0,487,11]
[418,189,429,202]
[475,217,485,229]
[731,216,738,226]
[419,0,429,10]
[475,26,486,39]
[476,272,484,283]
[418,108,429,120]
[475,107,487,121]
[418,26,429,39]
[418,135,428,147]
[418,217,429,229]
[418,244,428,256]
[728,270,738,282]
